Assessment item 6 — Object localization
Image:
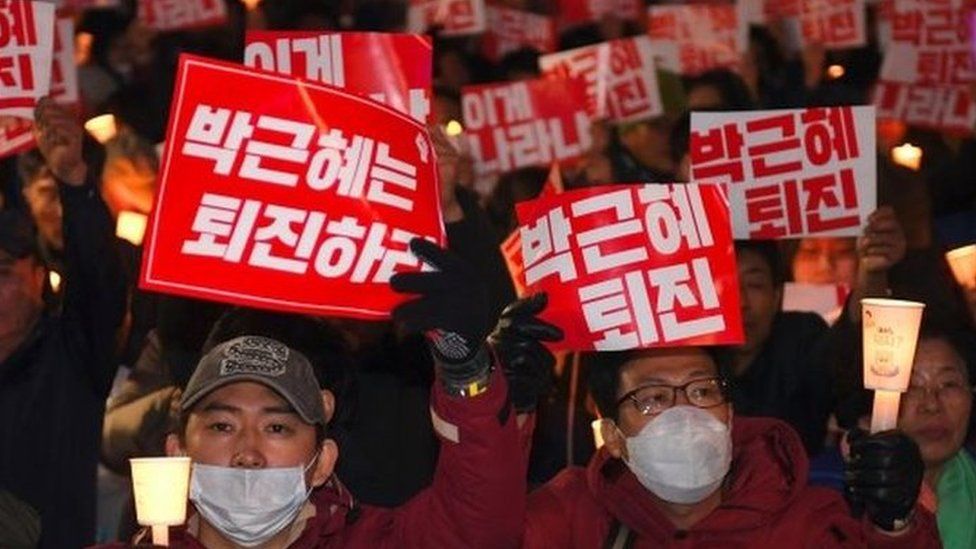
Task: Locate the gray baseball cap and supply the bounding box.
[181,335,326,429]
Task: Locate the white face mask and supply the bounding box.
[624,405,732,504]
[189,455,317,547]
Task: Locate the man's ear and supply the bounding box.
[602,420,628,461]
[310,439,339,489]
[321,389,335,424]
[164,433,184,457]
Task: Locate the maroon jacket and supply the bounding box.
[524,417,942,548]
[96,369,524,548]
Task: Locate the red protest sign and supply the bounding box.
[137,0,226,32]
[244,31,433,124]
[0,116,34,158]
[141,55,445,319]
[690,106,876,240]
[875,0,976,133]
[481,5,556,62]
[539,36,663,123]
[513,183,743,351]
[501,162,563,297]
[0,0,55,120]
[407,0,487,37]
[557,0,642,29]
[461,76,591,177]
[646,3,743,76]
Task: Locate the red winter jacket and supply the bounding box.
[95,369,524,549]
[524,417,942,549]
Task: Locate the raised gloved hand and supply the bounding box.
[844,429,923,532]
[391,238,492,391]
[488,294,563,413]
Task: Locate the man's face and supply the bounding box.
[612,348,730,442]
[791,237,858,286]
[0,252,44,342]
[737,248,781,356]
[173,382,336,487]
[22,174,63,251]
[899,338,973,469]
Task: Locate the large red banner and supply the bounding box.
[462,76,592,176]
[244,31,432,124]
[875,0,976,133]
[690,106,876,240]
[137,0,227,32]
[141,55,445,319]
[501,162,563,297]
[407,0,487,37]
[539,36,663,123]
[646,3,743,76]
[0,0,54,120]
[513,183,743,351]
[481,5,556,62]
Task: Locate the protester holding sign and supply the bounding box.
[524,346,940,547]
[0,98,126,548]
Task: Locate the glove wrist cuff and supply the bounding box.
[437,345,492,397]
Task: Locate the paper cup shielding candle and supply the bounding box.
[130,457,191,546]
[946,244,976,290]
[861,298,925,432]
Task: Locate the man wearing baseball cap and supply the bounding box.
[102,237,560,548]
[0,99,126,549]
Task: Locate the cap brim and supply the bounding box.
[181,374,323,427]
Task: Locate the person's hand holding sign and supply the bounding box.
[33,97,87,187]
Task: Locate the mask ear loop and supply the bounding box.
[301,450,323,497]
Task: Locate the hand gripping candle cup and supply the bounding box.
[946,244,976,290]
[130,457,192,546]
[84,114,118,144]
[861,299,925,433]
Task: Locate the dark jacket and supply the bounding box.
[0,181,126,548]
[733,311,831,455]
[524,417,941,548]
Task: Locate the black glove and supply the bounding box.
[488,293,564,413]
[844,429,923,532]
[391,238,492,378]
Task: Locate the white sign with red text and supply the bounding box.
[137,0,227,32]
[690,106,876,239]
[482,5,556,62]
[557,0,643,29]
[407,0,487,37]
[646,3,743,76]
[0,0,54,120]
[539,35,663,123]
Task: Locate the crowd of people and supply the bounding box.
[1,0,975,547]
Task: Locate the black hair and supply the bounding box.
[498,47,541,80]
[916,314,976,385]
[734,240,786,288]
[669,111,690,169]
[486,166,550,239]
[683,69,756,111]
[586,346,735,421]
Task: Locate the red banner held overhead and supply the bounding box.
[0,0,55,120]
[462,76,591,176]
[512,183,742,351]
[557,0,643,29]
[481,5,556,62]
[407,0,487,37]
[137,0,227,32]
[690,106,876,240]
[141,55,445,319]
[646,4,743,76]
[539,36,663,123]
[244,31,433,124]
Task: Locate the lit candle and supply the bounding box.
[592,418,608,449]
[116,211,148,246]
[130,457,192,546]
[84,114,117,144]
[826,64,845,80]
[891,143,922,171]
[946,244,976,290]
[444,119,464,137]
[240,0,261,10]
[861,298,925,433]
[48,271,62,293]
